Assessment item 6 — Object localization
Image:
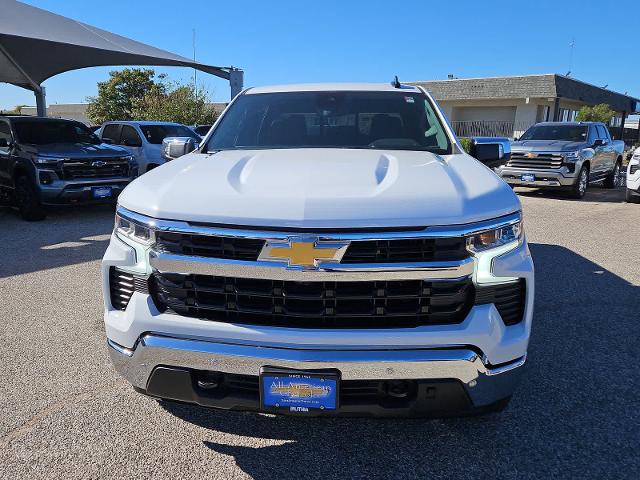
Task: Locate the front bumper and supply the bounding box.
[108,334,525,416]
[39,179,132,204]
[498,167,578,187]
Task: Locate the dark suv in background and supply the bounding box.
[0,116,137,220]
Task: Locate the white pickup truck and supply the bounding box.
[102,83,534,417]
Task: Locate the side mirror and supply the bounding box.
[593,139,605,147]
[513,137,519,142]
[0,138,10,148]
[162,137,198,161]
[469,137,511,168]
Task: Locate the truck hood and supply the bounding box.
[22,142,130,158]
[511,140,588,153]
[118,148,519,228]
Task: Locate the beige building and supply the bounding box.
[411,74,640,141]
[19,102,228,125]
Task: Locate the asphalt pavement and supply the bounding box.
[1,186,639,479]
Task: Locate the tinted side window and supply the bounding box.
[102,124,121,143]
[0,121,12,153]
[120,125,142,147]
[596,125,607,140]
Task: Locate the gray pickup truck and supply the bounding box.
[496,122,624,198]
[0,116,137,220]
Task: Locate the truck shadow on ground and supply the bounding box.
[161,243,640,479]
[0,205,114,278]
[514,185,627,203]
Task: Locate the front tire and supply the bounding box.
[15,175,46,221]
[626,188,640,204]
[603,160,622,189]
[569,165,589,199]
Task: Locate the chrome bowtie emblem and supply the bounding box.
[258,237,350,270]
[91,160,107,167]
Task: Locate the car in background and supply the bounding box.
[98,121,200,173]
[626,147,640,203]
[497,122,624,199]
[193,124,213,137]
[0,116,136,220]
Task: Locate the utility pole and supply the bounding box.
[192,28,197,99]
[568,38,575,75]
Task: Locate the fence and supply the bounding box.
[451,120,534,139]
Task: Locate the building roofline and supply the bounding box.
[410,73,555,84]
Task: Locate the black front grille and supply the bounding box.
[475,280,526,325]
[630,164,638,175]
[150,273,475,328]
[63,158,129,179]
[154,232,266,260]
[109,267,148,311]
[341,238,467,263]
[154,232,469,264]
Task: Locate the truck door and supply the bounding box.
[0,120,14,188]
[590,125,607,177]
[596,125,615,175]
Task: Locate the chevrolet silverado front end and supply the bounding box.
[102,83,534,417]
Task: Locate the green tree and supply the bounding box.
[132,82,219,125]
[87,68,219,125]
[575,103,616,124]
[86,68,158,124]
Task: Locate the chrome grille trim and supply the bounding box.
[507,152,564,170]
[149,252,475,281]
[117,207,521,240]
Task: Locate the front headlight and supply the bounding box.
[564,151,581,161]
[467,217,524,284]
[466,221,522,254]
[33,155,63,165]
[114,211,155,245]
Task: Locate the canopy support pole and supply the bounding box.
[35,86,46,117]
[229,68,244,100]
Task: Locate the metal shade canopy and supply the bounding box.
[0,0,243,116]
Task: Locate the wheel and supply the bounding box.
[15,175,46,221]
[603,160,622,188]
[569,165,589,199]
[627,188,640,204]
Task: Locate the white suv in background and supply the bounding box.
[98,121,200,174]
[627,147,640,203]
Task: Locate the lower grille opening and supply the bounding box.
[109,267,148,311]
[191,370,466,410]
[475,279,526,325]
[149,273,476,329]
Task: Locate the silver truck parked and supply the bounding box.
[98,121,200,174]
[497,122,624,199]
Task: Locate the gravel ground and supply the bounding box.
[1,186,639,480]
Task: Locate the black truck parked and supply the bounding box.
[0,116,137,220]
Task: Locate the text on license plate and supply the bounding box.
[261,372,338,412]
[521,174,536,182]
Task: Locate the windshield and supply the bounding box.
[520,125,588,142]
[139,125,199,144]
[205,91,451,154]
[14,120,100,145]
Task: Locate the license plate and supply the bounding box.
[521,174,536,182]
[92,186,113,198]
[260,368,338,413]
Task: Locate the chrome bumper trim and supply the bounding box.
[108,334,526,406]
[149,251,475,281]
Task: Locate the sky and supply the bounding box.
[1,0,639,109]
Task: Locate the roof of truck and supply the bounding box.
[534,121,605,126]
[246,83,422,94]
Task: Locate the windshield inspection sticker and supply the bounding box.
[404,96,415,103]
